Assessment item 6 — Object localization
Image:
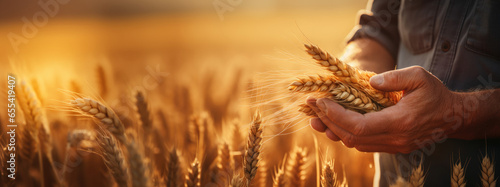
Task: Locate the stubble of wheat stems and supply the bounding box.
[409,164,424,187]
[304,44,401,107]
[71,98,127,143]
[481,155,496,187]
[185,158,200,187]
[243,111,263,186]
[451,162,465,187]
[96,131,130,187]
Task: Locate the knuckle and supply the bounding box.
[342,134,357,148]
[411,66,428,77]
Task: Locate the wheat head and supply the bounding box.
[125,135,151,187]
[451,162,465,187]
[167,148,181,187]
[287,147,308,187]
[321,160,338,187]
[71,98,127,143]
[303,44,402,107]
[409,164,424,187]
[185,158,200,187]
[243,111,263,186]
[134,90,152,135]
[96,131,130,187]
[481,155,496,187]
[273,155,287,187]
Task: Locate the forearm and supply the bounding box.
[341,38,396,73]
[454,89,500,139]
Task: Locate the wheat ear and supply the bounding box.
[389,177,409,187]
[230,174,246,187]
[134,90,152,135]
[304,44,401,107]
[71,98,127,143]
[243,111,264,186]
[451,161,465,187]
[126,136,151,187]
[287,147,308,187]
[62,130,95,179]
[273,155,287,187]
[96,131,130,187]
[481,155,496,187]
[217,142,232,178]
[409,164,424,187]
[290,76,381,114]
[321,160,338,187]
[185,158,200,187]
[167,148,181,187]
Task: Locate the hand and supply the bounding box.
[307,66,461,153]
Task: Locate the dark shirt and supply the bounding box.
[347,0,500,186]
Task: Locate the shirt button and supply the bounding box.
[441,41,451,52]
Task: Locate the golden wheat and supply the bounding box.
[321,160,338,187]
[185,158,200,187]
[243,111,263,186]
[126,135,151,187]
[287,147,308,187]
[409,164,424,187]
[167,148,181,187]
[96,131,130,187]
[451,161,465,187]
[71,98,127,143]
[303,44,402,107]
[481,155,496,187]
[273,155,286,187]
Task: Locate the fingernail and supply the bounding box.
[317,99,326,111]
[371,75,384,86]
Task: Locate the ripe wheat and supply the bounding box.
[451,162,465,187]
[481,155,496,187]
[244,111,263,186]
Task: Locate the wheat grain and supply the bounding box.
[287,147,307,187]
[481,155,496,187]
[185,158,200,187]
[303,44,402,107]
[409,164,424,187]
[71,98,127,143]
[243,111,264,186]
[451,162,465,187]
[96,131,130,187]
[67,130,95,148]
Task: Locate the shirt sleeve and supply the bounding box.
[346,0,401,59]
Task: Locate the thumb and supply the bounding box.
[369,66,429,92]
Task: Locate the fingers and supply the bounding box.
[325,129,340,141]
[310,118,327,132]
[370,66,429,92]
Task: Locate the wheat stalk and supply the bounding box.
[244,111,264,186]
[167,148,181,187]
[287,147,308,187]
[97,65,108,98]
[409,164,424,187]
[96,131,130,187]
[481,155,496,187]
[303,44,402,107]
[185,158,200,187]
[321,160,338,187]
[71,98,127,143]
[451,162,465,187]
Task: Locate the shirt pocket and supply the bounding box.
[465,0,500,60]
[398,0,441,54]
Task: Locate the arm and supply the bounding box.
[341,38,396,74]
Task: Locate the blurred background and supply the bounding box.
[0,0,376,186]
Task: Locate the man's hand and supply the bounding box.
[307,66,461,154]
